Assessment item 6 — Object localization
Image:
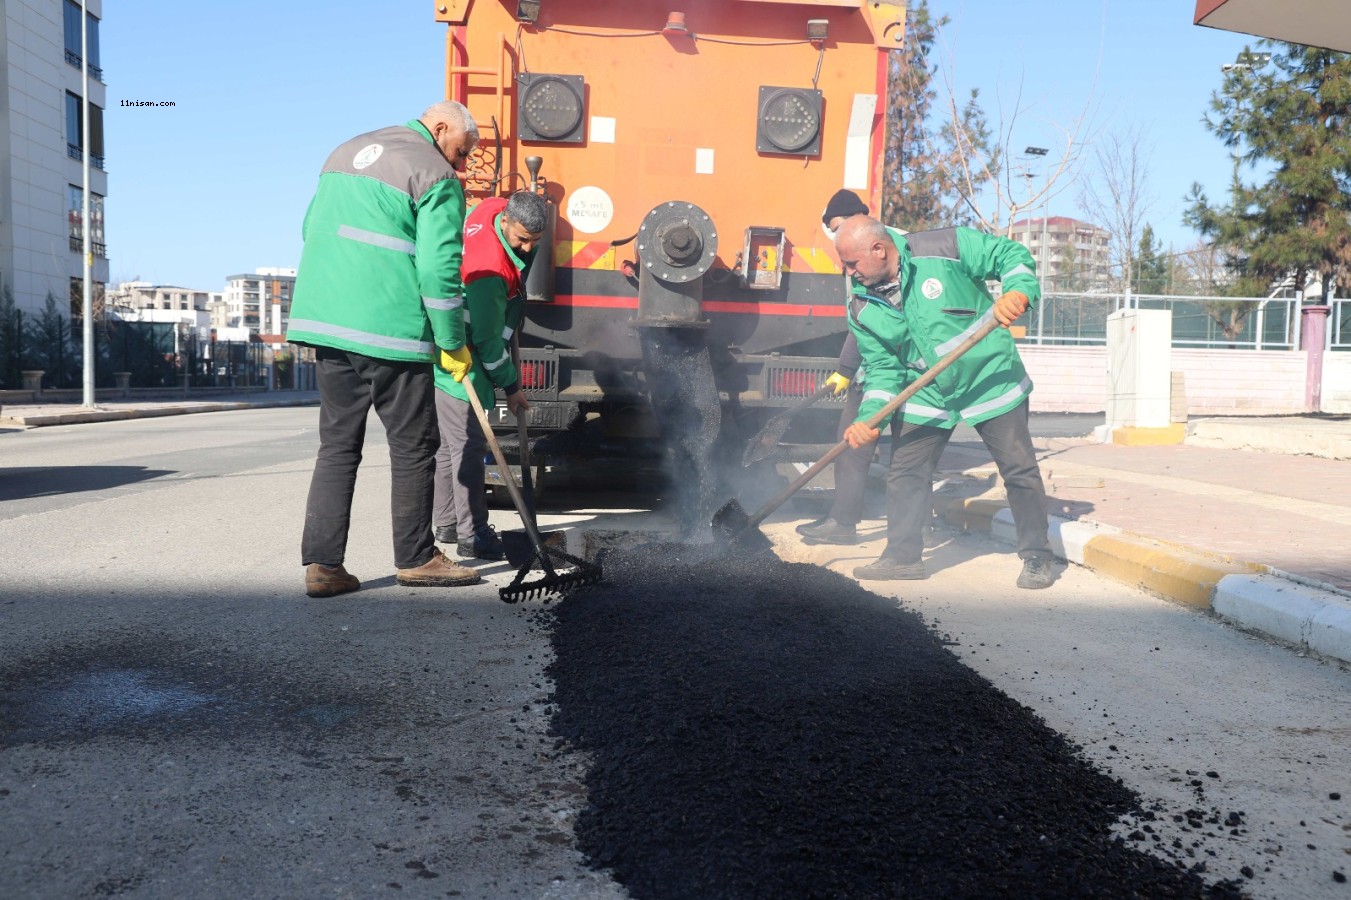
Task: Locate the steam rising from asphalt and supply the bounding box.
[640,329,728,539]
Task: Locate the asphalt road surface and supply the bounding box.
[1,408,1348,899]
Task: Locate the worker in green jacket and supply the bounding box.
[432,190,545,561]
[287,101,481,598]
[835,215,1056,590]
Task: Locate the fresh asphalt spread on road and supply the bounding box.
[2,407,1348,897]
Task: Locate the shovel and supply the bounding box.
[462,382,603,603]
[741,382,835,467]
[712,317,1000,545]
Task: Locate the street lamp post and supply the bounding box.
[1024,146,1049,342]
[80,0,93,408]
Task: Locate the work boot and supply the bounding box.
[1016,557,1057,590]
[853,557,927,581]
[795,517,828,537]
[799,517,859,545]
[396,548,482,587]
[433,523,457,544]
[305,563,360,598]
[457,524,506,561]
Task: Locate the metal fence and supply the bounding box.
[1019,293,1307,350]
[0,312,296,390]
[1332,298,1351,350]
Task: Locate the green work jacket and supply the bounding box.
[435,199,531,409]
[849,226,1040,429]
[287,120,466,361]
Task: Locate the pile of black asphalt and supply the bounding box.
[547,544,1245,899]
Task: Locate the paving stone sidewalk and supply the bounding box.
[940,435,1351,594]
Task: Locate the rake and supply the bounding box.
[462,382,603,603]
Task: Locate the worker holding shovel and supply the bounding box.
[834,215,1056,589]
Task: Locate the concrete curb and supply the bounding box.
[0,397,318,427]
[938,494,1351,667]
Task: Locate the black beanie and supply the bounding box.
[821,189,868,225]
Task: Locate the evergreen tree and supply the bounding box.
[880,0,944,229]
[1135,224,1168,295]
[0,286,22,389]
[879,0,996,230]
[24,292,74,387]
[1185,42,1351,302]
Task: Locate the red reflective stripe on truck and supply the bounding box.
[702,301,846,317]
[549,295,846,317]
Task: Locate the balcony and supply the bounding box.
[68,236,107,257]
[64,49,103,81]
[66,144,105,170]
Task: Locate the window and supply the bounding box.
[64,1,102,80]
[65,93,105,168]
[67,184,105,256]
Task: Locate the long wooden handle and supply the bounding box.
[462,382,550,561]
[745,317,1000,530]
[511,334,538,527]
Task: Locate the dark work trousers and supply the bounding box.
[431,390,488,537]
[829,384,872,526]
[884,399,1051,564]
[302,345,438,571]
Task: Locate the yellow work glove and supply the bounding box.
[992,290,1029,326]
[439,346,472,382]
[825,372,851,396]
[844,421,880,449]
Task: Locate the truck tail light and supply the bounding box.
[520,361,546,389]
[772,371,819,397]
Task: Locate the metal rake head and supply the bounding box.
[498,547,604,603]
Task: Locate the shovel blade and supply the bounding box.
[709,498,773,554]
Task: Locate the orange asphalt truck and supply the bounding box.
[433,0,906,484]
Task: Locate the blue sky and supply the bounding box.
[103,0,1259,290]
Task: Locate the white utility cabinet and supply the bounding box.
[1104,308,1173,429]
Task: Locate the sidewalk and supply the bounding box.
[935,414,1351,666]
[0,390,319,427]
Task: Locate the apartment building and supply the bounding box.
[223,267,296,335]
[106,281,215,313]
[0,0,108,316]
[1008,216,1112,292]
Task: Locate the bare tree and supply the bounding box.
[930,31,1100,237]
[1174,241,1227,296]
[1076,123,1155,293]
[934,74,1102,235]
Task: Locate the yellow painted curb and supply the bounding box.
[1081,533,1259,608]
[1111,424,1186,446]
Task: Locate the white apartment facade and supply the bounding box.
[106,280,215,314]
[1008,216,1111,292]
[0,0,107,316]
[224,266,296,335]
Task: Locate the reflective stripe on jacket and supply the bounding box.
[287,120,467,362]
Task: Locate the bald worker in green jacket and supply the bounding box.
[287,101,482,598]
[835,215,1056,590]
